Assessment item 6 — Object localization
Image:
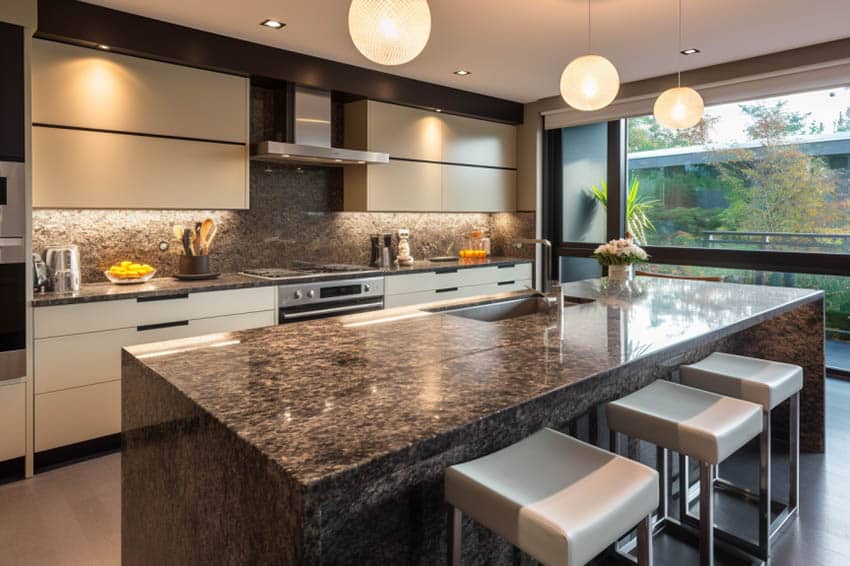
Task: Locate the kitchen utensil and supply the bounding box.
[204,223,218,255]
[182,229,193,256]
[173,272,221,281]
[383,233,396,265]
[44,244,81,292]
[32,253,48,290]
[172,225,184,241]
[428,256,458,263]
[104,269,157,284]
[199,218,214,255]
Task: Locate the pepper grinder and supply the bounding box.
[383,233,396,266]
[396,229,413,266]
[369,234,382,267]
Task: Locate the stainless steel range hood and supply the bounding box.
[252,87,388,166]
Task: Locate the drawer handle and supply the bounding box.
[137,320,189,332]
[497,280,516,286]
[435,287,459,294]
[137,293,189,303]
[435,268,459,274]
[497,264,516,269]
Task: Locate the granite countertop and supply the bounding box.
[32,256,531,307]
[124,278,822,493]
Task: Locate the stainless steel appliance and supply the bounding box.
[44,244,81,293]
[0,161,26,382]
[252,86,389,166]
[240,263,385,323]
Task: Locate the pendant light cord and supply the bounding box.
[587,0,592,53]
[677,0,682,87]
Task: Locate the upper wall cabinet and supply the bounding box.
[343,100,517,212]
[31,40,249,209]
[0,23,25,162]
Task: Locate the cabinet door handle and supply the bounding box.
[435,287,459,294]
[137,293,189,303]
[137,320,189,332]
[497,280,516,286]
[435,268,459,274]
[497,264,516,269]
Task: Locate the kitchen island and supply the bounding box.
[121,278,824,565]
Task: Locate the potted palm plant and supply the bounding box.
[589,179,658,245]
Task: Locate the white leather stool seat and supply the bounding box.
[607,380,762,464]
[680,352,803,411]
[445,428,658,566]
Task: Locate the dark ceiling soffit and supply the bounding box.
[35,0,523,124]
[539,36,850,109]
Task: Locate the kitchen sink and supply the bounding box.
[436,295,593,322]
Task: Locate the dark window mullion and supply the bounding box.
[606,120,626,241]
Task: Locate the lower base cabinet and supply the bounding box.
[384,263,533,309]
[0,381,26,462]
[33,287,276,455]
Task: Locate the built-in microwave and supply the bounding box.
[0,161,26,382]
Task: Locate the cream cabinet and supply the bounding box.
[441,113,516,168]
[384,263,532,308]
[33,287,275,453]
[0,381,26,462]
[31,39,250,210]
[442,165,517,212]
[343,100,517,212]
[344,159,442,212]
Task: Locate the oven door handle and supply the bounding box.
[280,301,384,321]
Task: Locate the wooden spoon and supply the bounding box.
[199,218,214,255]
[203,222,218,255]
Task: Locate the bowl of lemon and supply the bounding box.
[105,261,157,284]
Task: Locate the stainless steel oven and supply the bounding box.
[0,161,26,382]
[278,276,384,324]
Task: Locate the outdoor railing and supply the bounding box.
[702,230,850,252]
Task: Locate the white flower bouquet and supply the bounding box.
[592,237,649,266]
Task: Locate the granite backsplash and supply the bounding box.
[33,85,534,283]
[33,162,534,283]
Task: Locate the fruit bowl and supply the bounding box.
[104,269,157,285]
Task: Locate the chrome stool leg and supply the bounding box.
[679,453,690,521]
[789,393,799,513]
[447,505,461,566]
[699,461,715,566]
[637,515,653,566]
[758,409,771,557]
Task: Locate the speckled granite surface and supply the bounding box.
[122,279,823,565]
[31,257,532,306]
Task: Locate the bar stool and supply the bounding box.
[606,380,763,565]
[680,352,802,559]
[445,428,658,566]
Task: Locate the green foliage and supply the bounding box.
[627,115,718,152]
[835,108,850,132]
[589,179,658,244]
[739,100,810,141]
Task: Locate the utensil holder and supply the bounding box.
[179,255,210,275]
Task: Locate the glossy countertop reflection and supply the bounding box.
[125,278,821,489]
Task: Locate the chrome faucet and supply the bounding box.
[512,238,554,294]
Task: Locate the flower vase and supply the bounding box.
[607,264,635,282]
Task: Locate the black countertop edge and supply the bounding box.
[31,257,533,307]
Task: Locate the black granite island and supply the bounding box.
[121,278,824,565]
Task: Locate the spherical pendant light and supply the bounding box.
[348,0,431,66]
[560,55,620,111]
[654,86,704,129]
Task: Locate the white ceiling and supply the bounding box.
[88,0,850,103]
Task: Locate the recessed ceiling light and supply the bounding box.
[97,44,110,50]
[680,48,700,55]
[260,19,285,29]
[453,69,471,76]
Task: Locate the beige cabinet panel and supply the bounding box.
[0,382,26,461]
[35,287,275,338]
[442,165,516,212]
[345,160,441,212]
[349,101,442,161]
[36,381,121,451]
[384,279,532,309]
[35,310,275,394]
[441,114,516,168]
[32,39,248,143]
[32,126,248,209]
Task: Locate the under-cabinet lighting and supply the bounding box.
[680,48,700,55]
[97,44,110,50]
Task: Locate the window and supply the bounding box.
[626,87,850,253]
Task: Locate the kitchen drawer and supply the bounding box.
[34,287,275,338]
[0,381,26,461]
[35,380,121,452]
[385,264,532,296]
[384,278,532,309]
[35,310,274,394]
